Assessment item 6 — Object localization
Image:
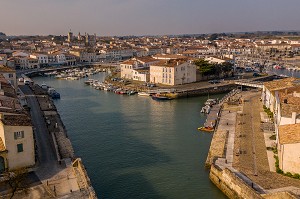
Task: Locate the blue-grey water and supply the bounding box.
[33,73,227,199]
[267,68,300,78]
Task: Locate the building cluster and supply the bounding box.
[262,77,300,174]
[0,66,35,173]
[0,32,299,71]
[120,54,197,85]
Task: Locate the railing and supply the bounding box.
[218,89,240,105]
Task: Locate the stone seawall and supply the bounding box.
[206,91,299,199]
[210,164,263,199]
[210,164,298,199]
[177,84,237,98]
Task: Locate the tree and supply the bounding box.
[194,59,216,76]
[220,62,234,77]
[208,34,218,41]
[6,169,29,199]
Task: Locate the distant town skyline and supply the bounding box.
[1,0,300,36]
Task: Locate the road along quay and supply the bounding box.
[16,83,97,199]
[205,90,300,199]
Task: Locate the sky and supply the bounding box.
[1,0,300,36]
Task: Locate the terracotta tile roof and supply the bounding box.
[151,59,188,68]
[152,54,187,60]
[280,103,300,117]
[0,65,16,72]
[0,137,5,152]
[1,114,32,126]
[264,77,299,92]
[136,56,157,63]
[279,123,300,144]
[121,60,135,65]
[182,50,199,54]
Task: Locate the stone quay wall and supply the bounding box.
[210,164,263,199]
[176,84,237,98]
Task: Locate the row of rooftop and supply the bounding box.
[262,77,300,175]
[0,32,300,70]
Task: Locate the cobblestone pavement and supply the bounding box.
[233,91,300,191]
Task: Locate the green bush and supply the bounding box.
[263,106,273,118]
[285,172,293,177]
[266,147,273,151]
[276,168,284,174]
[292,174,300,179]
[269,135,276,140]
[274,155,300,179]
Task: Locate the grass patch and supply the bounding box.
[263,105,273,118]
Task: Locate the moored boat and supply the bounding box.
[197,126,214,132]
[138,92,150,96]
[151,94,173,101]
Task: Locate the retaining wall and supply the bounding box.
[210,164,263,199]
[177,84,237,98]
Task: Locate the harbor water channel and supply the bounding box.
[33,72,227,199]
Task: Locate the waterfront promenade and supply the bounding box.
[10,84,97,198]
[207,90,300,198]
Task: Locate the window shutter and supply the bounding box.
[14,132,17,140]
[21,131,24,138]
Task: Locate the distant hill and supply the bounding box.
[0,32,6,37]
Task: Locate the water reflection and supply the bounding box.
[33,73,227,199]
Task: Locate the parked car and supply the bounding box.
[253,72,261,77]
[208,80,220,84]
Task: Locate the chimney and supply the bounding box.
[292,112,297,124]
[285,89,288,95]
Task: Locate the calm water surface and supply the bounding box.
[33,73,227,199]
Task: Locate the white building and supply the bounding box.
[150,59,197,85]
[120,57,159,81]
[0,114,35,171]
[205,56,233,64]
[278,123,300,174]
[30,53,49,66]
[262,77,298,112]
[0,65,17,90]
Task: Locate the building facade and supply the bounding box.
[150,59,196,85]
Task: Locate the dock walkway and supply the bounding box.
[204,105,220,128]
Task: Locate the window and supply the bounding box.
[14,131,24,140]
[8,74,13,78]
[17,143,23,153]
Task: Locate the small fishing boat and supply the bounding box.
[204,99,218,106]
[151,94,173,101]
[200,105,211,114]
[84,79,95,85]
[197,126,214,132]
[127,90,137,95]
[138,92,150,96]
